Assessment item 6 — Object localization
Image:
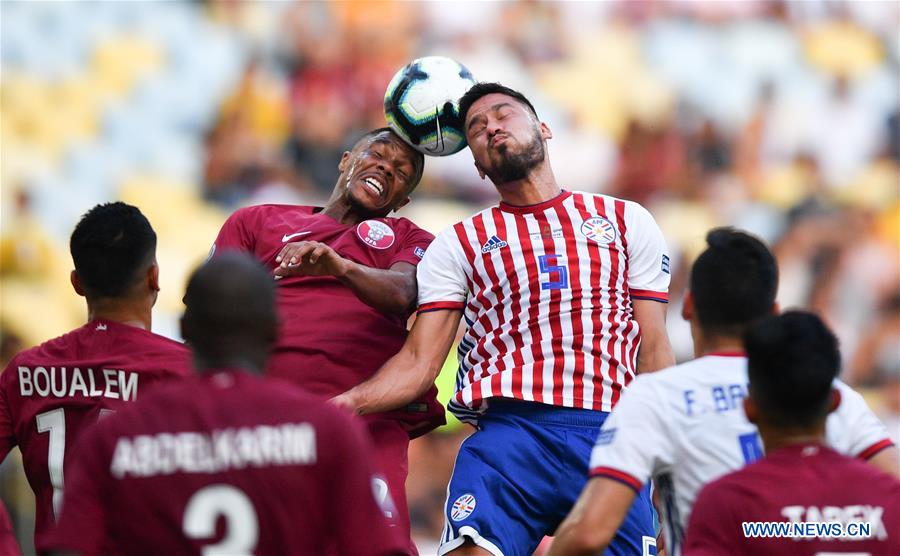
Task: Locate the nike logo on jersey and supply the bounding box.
[481,235,508,253]
[282,231,312,242]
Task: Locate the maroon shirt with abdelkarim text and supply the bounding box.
[685,443,900,556]
[212,204,445,436]
[0,320,191,547]
[40,371,406,556]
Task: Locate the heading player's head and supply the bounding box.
[459,82,552,185]
[181,253,277,373]
[684,228,778,341]
[743,311,840,441]
[335,127,424,218]
[69,202,159,308]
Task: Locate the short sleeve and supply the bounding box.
[38,423,112,555]
[624,201,670,302]
[389,222,435,268]
[0,363,17,461]
[826,380,894,459]
[211,207,257,257]
[683,481,740,556]
[588,376,675,491]
[323,411,406,555]
[416,226,469,313]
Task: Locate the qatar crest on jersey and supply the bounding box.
[450,493,477,521]
[356,220,395,249]
[580,216,617,245]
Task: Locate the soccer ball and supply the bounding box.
[384,56,476,157]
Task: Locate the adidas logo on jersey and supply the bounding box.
[481,235,508,253]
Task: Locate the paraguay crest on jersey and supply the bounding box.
[580,216,617,245]
[450,493,477,521]
[357,220,396,249]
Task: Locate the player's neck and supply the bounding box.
[194,353,265,375]
[693,330,745,358]
[86,299,151,331]
[759,425,826,455]
[320,197,384,226]
[494,165,560,207]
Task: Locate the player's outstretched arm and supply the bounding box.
[334,309,462,414]
[274,241,417,314]
[633,298,675,373]
[548,477,637,556]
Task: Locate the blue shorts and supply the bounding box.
[438,400,656,556]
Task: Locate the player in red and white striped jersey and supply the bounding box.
[417,188,669,422]
[337,83,674,556]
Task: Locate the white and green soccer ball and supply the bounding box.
[384,56,476,157]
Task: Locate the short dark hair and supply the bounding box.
[356,127,425,191]
[458,82,539,126]
[70,202,157,298]
[182,252,277,362]
[690,228,778,336]
[744,311,840,428]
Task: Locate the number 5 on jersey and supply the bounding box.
[538,253,569,291]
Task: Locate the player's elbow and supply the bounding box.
[375,294,411,314]
[636,330,674,374]
[377,279,418,315]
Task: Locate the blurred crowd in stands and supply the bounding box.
[1,1,898,551]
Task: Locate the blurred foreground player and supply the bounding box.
[337,83,674,556]
[42,254,406,556]
[685,311,900,555]
[211,127,443,554]
[0,203,191,547]
[551,229,896,556]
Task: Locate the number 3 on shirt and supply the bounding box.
[184,485,258,556]
[538,254,569,290]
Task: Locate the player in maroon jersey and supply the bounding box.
[684,312,900,555]
[0,202,191,548]
[42,253,406,556]
[211,127,444,554]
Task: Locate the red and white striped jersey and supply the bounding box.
[417,190,670,422]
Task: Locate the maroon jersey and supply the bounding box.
[0,320,191,546]
[685,443,900,556]
[212,204,444,436]
[40,371,406,556]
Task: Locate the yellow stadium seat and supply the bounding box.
[90,36,164,100]
[535,24,646,140]
[118,177,228,313]
[0,277,83,349]
[804,21,883,77]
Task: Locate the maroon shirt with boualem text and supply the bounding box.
[0,320,191,547]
